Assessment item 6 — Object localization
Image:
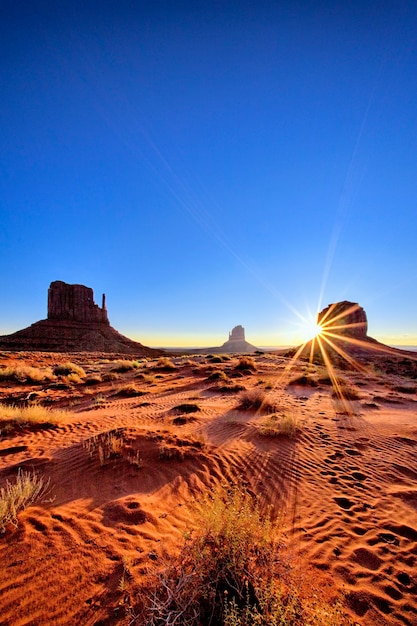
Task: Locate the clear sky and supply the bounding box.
[1,1,417,347]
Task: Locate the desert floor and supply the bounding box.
[1,350,417,625]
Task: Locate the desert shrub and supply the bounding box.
[237,389,276,413]
[111,360,141,373]
[0,469,50,533]
[215,383,246,393]
[259,413,299,438]
[209,355,228,363]
[154,357,177,371]
[235,356,257,372]
[288,374,318,387]
[140,485,352,625]
[65,372,84,384]
[141,487,290,625]
[114,384,147,398]
[135,372,157,384]
[0,404,68,427]
[102,372,120,382]
[0,365,54,384]
[84,374,102,386]
[53,362,85,377]
[172,403,201,414]
[207,370,228,381]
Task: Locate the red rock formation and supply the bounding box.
[228,325,245,341]
[48,281,109,324]
[0,281,162,355]
[318,301,368,339]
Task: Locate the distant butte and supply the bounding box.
[0,281,162,355]
[196,325,258,354]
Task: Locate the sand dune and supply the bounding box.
[1,351,417,624]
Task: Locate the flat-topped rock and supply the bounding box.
[48,281,109,324]
[0,281,162,355]
[318,301,368,339]
[195,325,258,354]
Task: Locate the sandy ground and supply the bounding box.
[0,350,417,625]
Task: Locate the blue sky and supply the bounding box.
[1,1,417,347]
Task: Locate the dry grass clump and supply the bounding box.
[0,365,54,384]
[0,404,68,428]
[0,469,50,533]
[102,372,120,382]
[53,362,86,378]
[139,486,351,625]
[209,355,230,363]
[84,374,102,386]
[288,373,318,387]
[237,389,276,413]
[111,360,141,373]
[259,413,299,438]
[235,356,257,372]
[215,383,246,393]
[84,430,121,466]
[135,372,157,384]
[207,370,228,381]
[114,384,147,398]
[83,429,142,466]
[154,357,177,371]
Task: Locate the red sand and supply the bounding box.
[0,351,416,625]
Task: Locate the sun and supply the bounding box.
[296,315,324,343]
[308,322,323,340]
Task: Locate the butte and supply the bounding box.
[0,281,162,355]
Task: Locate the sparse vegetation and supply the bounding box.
[84,374,102,386]
[215,383,246,393]
[0,365,54,384]
[235,356,257,372]
[84,429,125,466]
[140,486,351,625]
[0,469,50,533]
[135,372,157,384]
[111,360,141,373]
[207,370,228,381]
[53,362,86,378]
[259,413,299,438]
[102,371,120,382]
[288,373,318,387]
[154,357,177,371]
[114,384,147,398]
[237,389,276,413]
[0,404,68,428]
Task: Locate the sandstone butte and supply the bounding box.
[0,281,162,355]
[194,324,258,354]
